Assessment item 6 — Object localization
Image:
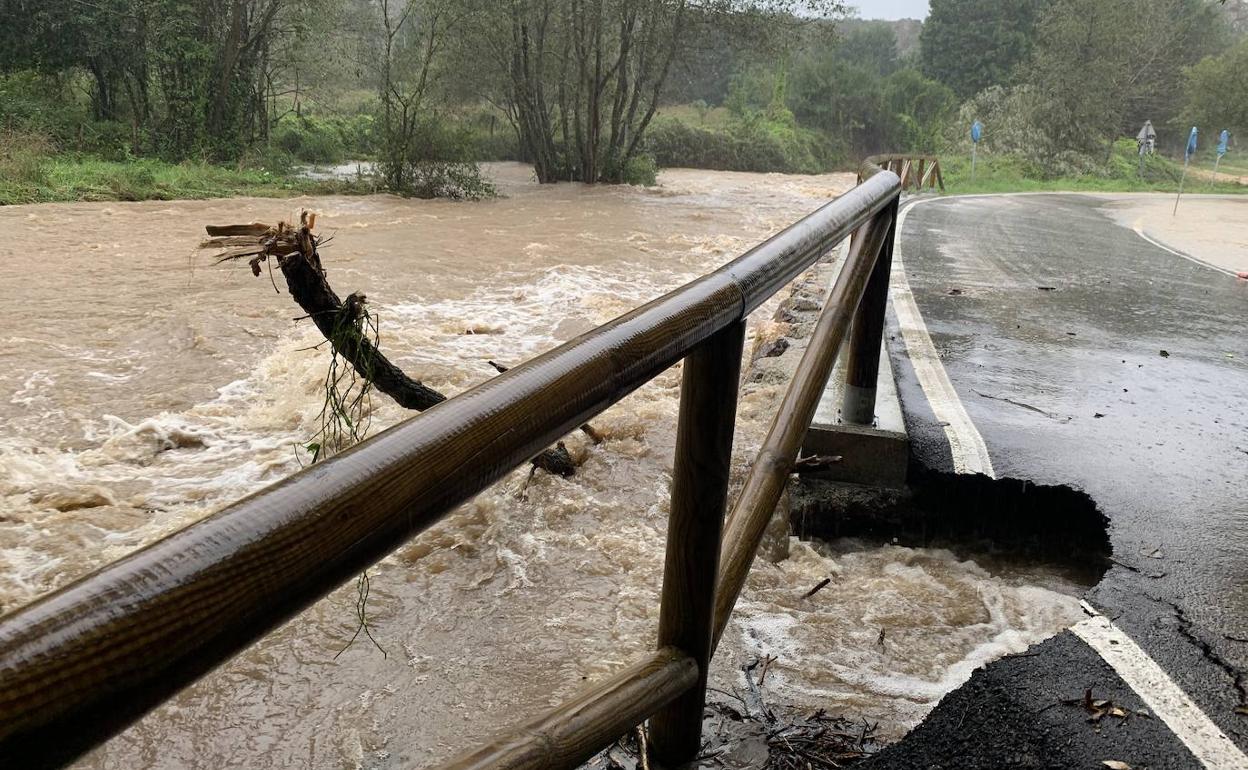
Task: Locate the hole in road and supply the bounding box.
[709,473,1111,742]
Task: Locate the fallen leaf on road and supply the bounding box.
[1160,350,1170,357]
[1102,761,1133,770]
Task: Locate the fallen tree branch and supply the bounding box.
[203,212,577,477]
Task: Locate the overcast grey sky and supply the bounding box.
[851,0,930,20]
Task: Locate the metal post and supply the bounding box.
[842,199,899,425]
[1174,155,1191,216]
[650,320,745,766]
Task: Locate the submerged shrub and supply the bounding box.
[378,113,495,200]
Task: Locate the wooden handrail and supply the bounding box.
[650,321,746,763]
[0,167,901,768]
[439,647,698,770]
[438,183,900,770]
[712,208,894,651]
[861,154,945,192]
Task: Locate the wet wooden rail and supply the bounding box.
[0,159,905,769]
[862,153,944,192]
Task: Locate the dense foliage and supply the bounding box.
[1181,39,1248,146]
[920,0,1053,99]
[0,0,1245,200]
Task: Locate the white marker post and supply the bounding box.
[1174,126,1197,216]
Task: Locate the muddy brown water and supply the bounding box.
[0,164,1085,768]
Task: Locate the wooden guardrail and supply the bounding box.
[862,153,944,192]
[0,159,904,769]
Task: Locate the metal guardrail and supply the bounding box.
[0,159,905,769]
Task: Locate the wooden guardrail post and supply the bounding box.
[842,198,900,425]
[649,320,746,766]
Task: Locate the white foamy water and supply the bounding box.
[0,164,1083,768]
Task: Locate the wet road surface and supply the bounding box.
[870,193,1248,768]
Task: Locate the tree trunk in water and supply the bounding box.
[203,218,578,477]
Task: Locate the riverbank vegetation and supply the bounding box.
[1,0,1247,203]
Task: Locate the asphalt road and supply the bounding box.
[868,194,1248,769]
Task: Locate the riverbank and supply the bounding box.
[0,153,372,205]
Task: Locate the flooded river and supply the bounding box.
[0,164,1084,768]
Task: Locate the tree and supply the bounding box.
[457,0,841,184]
[1024,0,1229,156]
[1181,39,1248,143]
[788,57,884,158]
[881,69,956,152]
[833,23,900,78]
[0,0,149,124]
[920,0,1053,99]
[788,24,929,159]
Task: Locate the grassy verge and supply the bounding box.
[0,154,371,206]
[937,146,1248,196]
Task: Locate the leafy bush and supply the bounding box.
[0,128,53,203]
[269,114,377,164]
[402,161,496,200]
[273,115,346,163]
[940,138,1197,193]
[377,113,495,200]
[644,114,838,174]
[469,129,522,161]
[0,72,134,158]
[605,153,658,186]
[1181,39,1248,141]
[951,85,1069,175]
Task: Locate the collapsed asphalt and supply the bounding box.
[867,193,1248,769]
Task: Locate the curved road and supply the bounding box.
[868,194,1248,768]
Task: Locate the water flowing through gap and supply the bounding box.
[0,164,1084,768]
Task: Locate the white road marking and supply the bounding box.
[890,199,995,476]
[1074,604,1248,770]
[894,195,1248,769]
[1131,220,1238,277]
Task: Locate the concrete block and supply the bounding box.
[801,340,908,488]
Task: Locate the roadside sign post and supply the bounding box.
[1174,126,1197,216]
[970,120,983,182]
[1136,120,1156,177]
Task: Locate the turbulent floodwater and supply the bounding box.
[0,164,1084,768]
